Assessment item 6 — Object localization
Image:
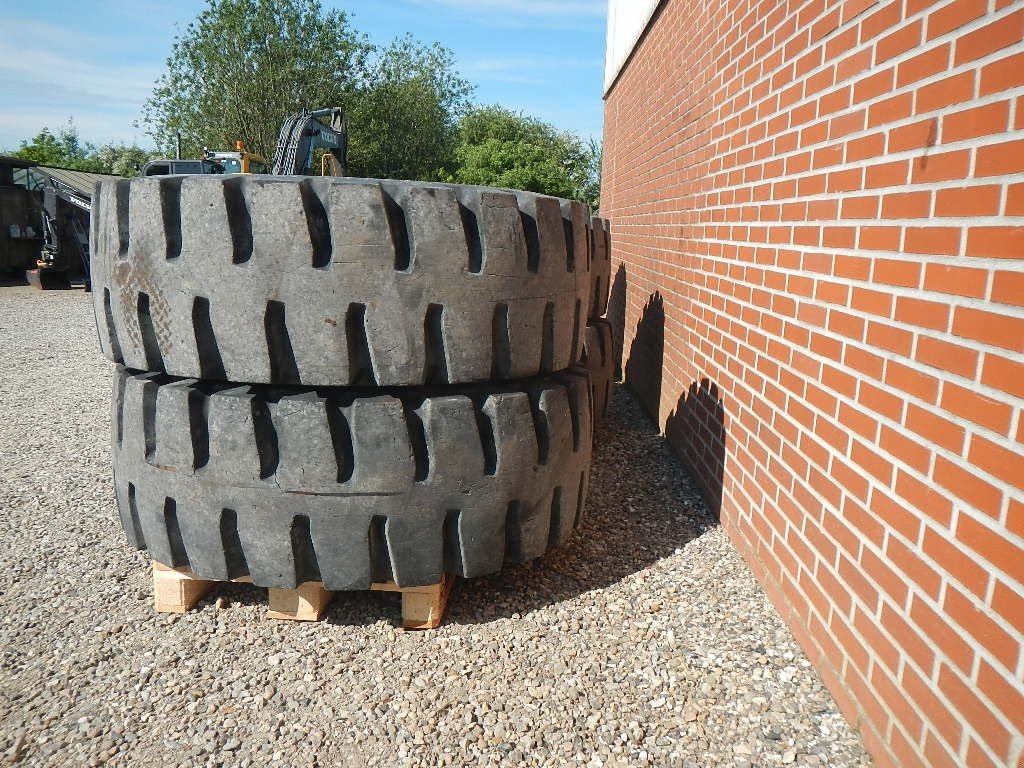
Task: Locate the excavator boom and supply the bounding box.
[271,107,348,176]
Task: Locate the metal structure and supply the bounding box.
[270,108,348,176]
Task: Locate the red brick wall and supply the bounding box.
[601,1,1024,766]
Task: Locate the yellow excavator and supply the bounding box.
[205,141,269,174]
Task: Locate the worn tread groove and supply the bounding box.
[570,299,582,365]
[164,497,189,568]
[459,202,483,273]
[115,180,130,258]
[126,482,146,548]
[136,292,165,372]
[114,369,127,446]
[264,300,301,385]
[345,303,376,386]
[547,487,563,547]
[504,501,523,561]
[160,178,183,259]
[191,296,226,380]
[250,398,279,480]
[520,210,541,273]
[574,471,586,529]
[405,403,430,482]
[141,380,158,461]
[443,509,463,575]
[490,303,511,379]
[423,304,448,385]
[187,389,210,470]
[291,515,321,585]
[565,379,582,452]
[299,180,332,268]
[382,189,411,271]
[562,217,575,272]
[540,301,555,372]
[223,178,253,264]
[474,399,498,476]
[369,515,392,583]
[102,288,124,363]
[220,509,248,579]
[325,400,355,483]
[527,389,550,465]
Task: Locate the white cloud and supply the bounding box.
[0,19,162,149]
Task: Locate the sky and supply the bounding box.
[0,0,608,152]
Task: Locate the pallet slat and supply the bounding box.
[150,561,453,628]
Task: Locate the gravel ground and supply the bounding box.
[0,285,872,768]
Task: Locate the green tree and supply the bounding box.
[141,0,371,160]
[92,145,161,177]
[11,121,106,172]
[450,106,599,207]
[347,37,474,180]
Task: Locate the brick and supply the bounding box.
[868,92,914,127]
[953,306,1024,352]
[944,585,1020,672]
[850,287,892,317]
[991,270,1024,306]
[866,321,913,355]
[873,258,919,287]
[976,140,1024,176]
[980,51,1024,95]
[910,149,970,183]
[878,424,932,474]
[981,352,1024,398]
[956,514,1024,585]
[881,191,931,218]
[853,68,894,101]
[905,227,962,257]
[942,101,1010,143]
[845,133,885,162]
[885,360,939,402]
[906,403,965,454]
[934,186,1002,217]
[896,44,950,87]
[954,10,1024,66]
[882,601,936,672]
[941,383,1013,434]
[993,580,1024,633]
[916,336,978,378]
[894,296,950,331]
[917,70,975,113]
[965,226,1024,259]
[933,455,1004,519]
[968,434,1024,487]
[927,0,988,39]
[922,729,961,768]
[876,20,922,63]
[889,118,937,152]
[922,263,989,298]
[978,659,1024,721]
[908,593,975,676]
[1010,183,1024,214]
[859,225,901,250]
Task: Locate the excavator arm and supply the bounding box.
[270,107,348,176]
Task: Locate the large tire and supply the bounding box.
[580,319,613,423]
[111,366,593,589]
[91,176,593,387]
[589,218,610,319]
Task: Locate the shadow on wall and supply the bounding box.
[665,379,726,520]
[624,291,665,419]
[607,263,627,378]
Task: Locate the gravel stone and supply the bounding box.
[0,286,872,767]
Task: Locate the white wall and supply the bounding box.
[604,0,662,93]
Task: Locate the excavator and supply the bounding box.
[138,107,348,178]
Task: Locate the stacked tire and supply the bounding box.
[581,218,614,425]
[91,176,612,591]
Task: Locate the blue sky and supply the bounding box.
[0,0,607,152]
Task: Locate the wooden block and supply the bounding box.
[266,581,333,621]
[152,561,213,613]
[400,573,454,630]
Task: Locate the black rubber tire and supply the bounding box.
[580,319,613,424]
[589,218,610,319]
[111,365,593,589]
[91,176,594,387]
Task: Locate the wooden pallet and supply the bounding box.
[152,561,454,629]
